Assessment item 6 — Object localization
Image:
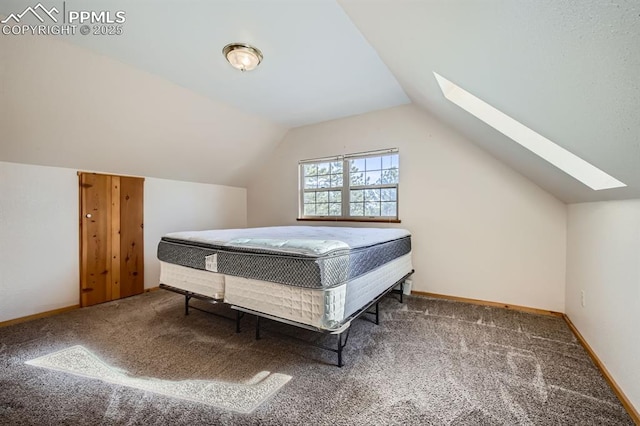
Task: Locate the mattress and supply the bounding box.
[223,253,413,330]
[159,261,225,300]
[158,226,411,289]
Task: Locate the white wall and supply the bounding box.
[0,161,246,322]
[566,200,640,411]
[0,162,78,323]
[247,105,567,312]
[144,177,246,292]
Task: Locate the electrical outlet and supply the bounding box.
[581,290,586,308]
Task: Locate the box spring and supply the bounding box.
[159,261,225,300]
[222,253,413,330]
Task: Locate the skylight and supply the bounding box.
[433,72,626,191]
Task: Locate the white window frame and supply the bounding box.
[298,148,400,221]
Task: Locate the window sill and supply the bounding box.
[297,217,401,224]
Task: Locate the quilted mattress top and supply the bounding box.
[163,226,410,257]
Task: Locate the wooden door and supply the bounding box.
[79,173,144,307]
[118,176,144,298]
[79,173,112,307]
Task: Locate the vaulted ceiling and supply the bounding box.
[1,0,638,202]
[339,0,640,203]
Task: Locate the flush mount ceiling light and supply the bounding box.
[223,43,263,72]
[433,72,626,191]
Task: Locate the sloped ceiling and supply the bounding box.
[1,0,409,127]
[0,34,287,187]
[338,0,640,203]
[1,0,638,202]
[0,0,408,187]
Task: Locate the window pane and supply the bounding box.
[365,201,380,216]
[364,188,380,201]
[365,170,381,185]
[350,203,364,216]
[381,168,399,184]
[316,203,329,215]
[381,154,398,169]
[318,175,331,188]
[304,176,317,189]
[350,189,364,202]
[316,191,328,203]
[381,202,397,217]
[303,164,317,177]
[381,188,397,201]
[317,162,330,175]
[350,159,365,173]
[366,156,382,171]
[302,153,399,219]
[350,172,364,186]
[304,192,316,203]
[304,204,316,216]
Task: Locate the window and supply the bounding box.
[299,149,399,221]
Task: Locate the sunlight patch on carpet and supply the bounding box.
[25,345,291,413]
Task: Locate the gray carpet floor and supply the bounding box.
[0,291,633,425]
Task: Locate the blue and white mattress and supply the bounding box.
[158,226,411,289]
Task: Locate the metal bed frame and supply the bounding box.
[159,270,413,367]
[158,284,245,333]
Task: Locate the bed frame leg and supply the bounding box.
[400,281,404,303]
[375,302,379,325]
[256,315,261,340]
[337,333,344,368]
[185,294,191,316]
[236,311,242,333]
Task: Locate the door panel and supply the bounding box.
[119,176,144,298]
[79,173,144,306]
[79,173,112,307]
[110,176,121,300]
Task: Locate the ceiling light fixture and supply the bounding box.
[433,72,626,191]
[223,43,263,72]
